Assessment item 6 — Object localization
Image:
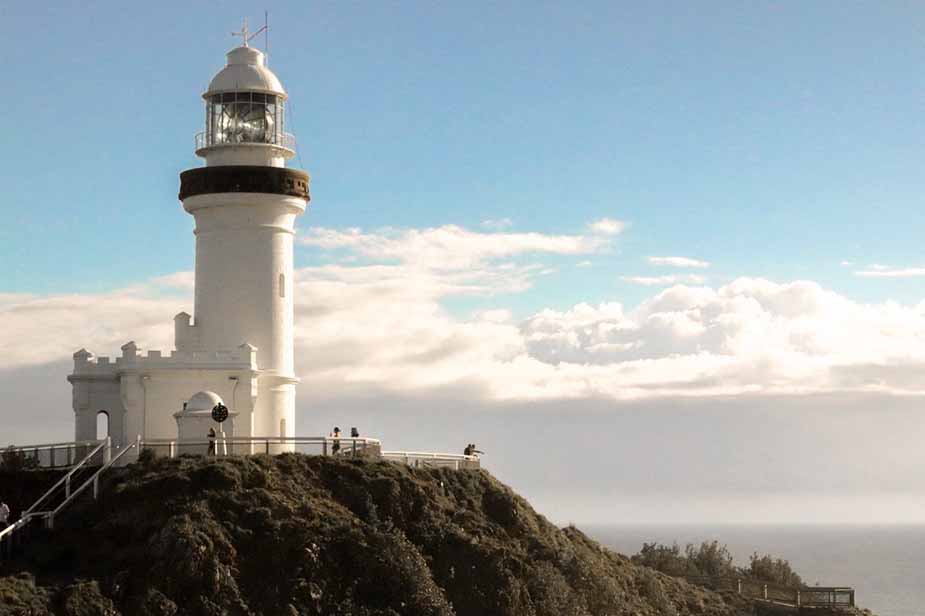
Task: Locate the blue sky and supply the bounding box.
[3,1,925,310]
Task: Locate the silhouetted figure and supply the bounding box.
[464,443,474,456]
[471,444,484,457]
[207,428,216,456]
[330,427,341,454]
[350,427,360,438]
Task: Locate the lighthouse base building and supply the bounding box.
[68,39,307,451]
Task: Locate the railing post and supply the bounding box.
[265,440,270,455]
[65,475,71,499]
[737,579,742,595]
[323,440,328,456]
[93,475,99,499]
[763,584,768,600]
[103,437,112,465]
[50,446,56,468]
[796,590,801,606]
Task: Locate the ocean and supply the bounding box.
[583,524,925,616]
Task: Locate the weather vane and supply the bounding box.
[231,14,269,52]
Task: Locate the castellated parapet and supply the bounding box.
[69,329,260,452]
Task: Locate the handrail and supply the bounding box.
[23,439,109,516]
[47,441,137,527]
[382,451,476,460]
[684,575,855,608]
[195,130,296,151]
[141,436,381,444]
[2,439,99,451]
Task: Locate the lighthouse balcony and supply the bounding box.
[195,130,295,157]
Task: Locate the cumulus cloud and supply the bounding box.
[587,218,626,236]
[621,275,706,286]
[647,256,710,269]
[7,220,925,407]
[8,252,925,405]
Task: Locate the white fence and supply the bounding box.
[2,438,481,471]
[138,436,382,459]
[381,451,480,470]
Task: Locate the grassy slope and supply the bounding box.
[0,455,748,616]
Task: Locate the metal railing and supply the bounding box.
[381,451,480,470]
[138,436,381,460]
[1,440,103,469]
[1,437,126,550]
[685,576,855,608]
[195,130,296,151]
[45,439,138,529]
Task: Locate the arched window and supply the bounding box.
[96,411,110,441]
[280,418,287,438]
[279,273,286,298]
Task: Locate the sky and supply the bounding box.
[2,1,925,524]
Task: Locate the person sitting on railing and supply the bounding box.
[0,500,9,526]
[330,427,341,454]
[471,444,484,457]
[464,443,473,456]
[350,427,360,438]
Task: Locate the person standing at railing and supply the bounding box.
[207,428,216,456]
[0,501,9,526]
[330,427,341,455]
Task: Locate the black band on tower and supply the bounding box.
[179,166,310,201]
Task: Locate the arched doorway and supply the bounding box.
[96,410,110,441]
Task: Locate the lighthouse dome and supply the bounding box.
[186,390,225,413]
[205,46,286,99]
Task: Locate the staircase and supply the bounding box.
[0,437,137,558]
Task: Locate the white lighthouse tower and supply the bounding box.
[69,32,309,449]
[179,37,308,441]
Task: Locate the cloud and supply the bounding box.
[587,218,626,236]
[481,218,513,230]
[10,257,925,407]
[647,256,710,269]
[621,275,706,286]
[839,260,853,267]
[300,225,609,269]
[855,267,925,278]
[8,220,925,412]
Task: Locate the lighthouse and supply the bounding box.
[69,33,309,450]
[179,38,308,441]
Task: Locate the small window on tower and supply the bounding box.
[279,273,285,298]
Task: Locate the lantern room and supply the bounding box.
[195,44,295,165]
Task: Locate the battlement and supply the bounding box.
[70,340,258,377]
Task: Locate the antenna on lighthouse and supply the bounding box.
[231,15,269,56]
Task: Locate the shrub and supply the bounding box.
[633,540,804,588]
[748,553,803,587]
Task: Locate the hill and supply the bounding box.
[2,455,756,615]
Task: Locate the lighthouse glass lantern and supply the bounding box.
[205,92,286,146]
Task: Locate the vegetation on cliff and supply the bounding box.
[0,454,749,616]
[631,541,803,587]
